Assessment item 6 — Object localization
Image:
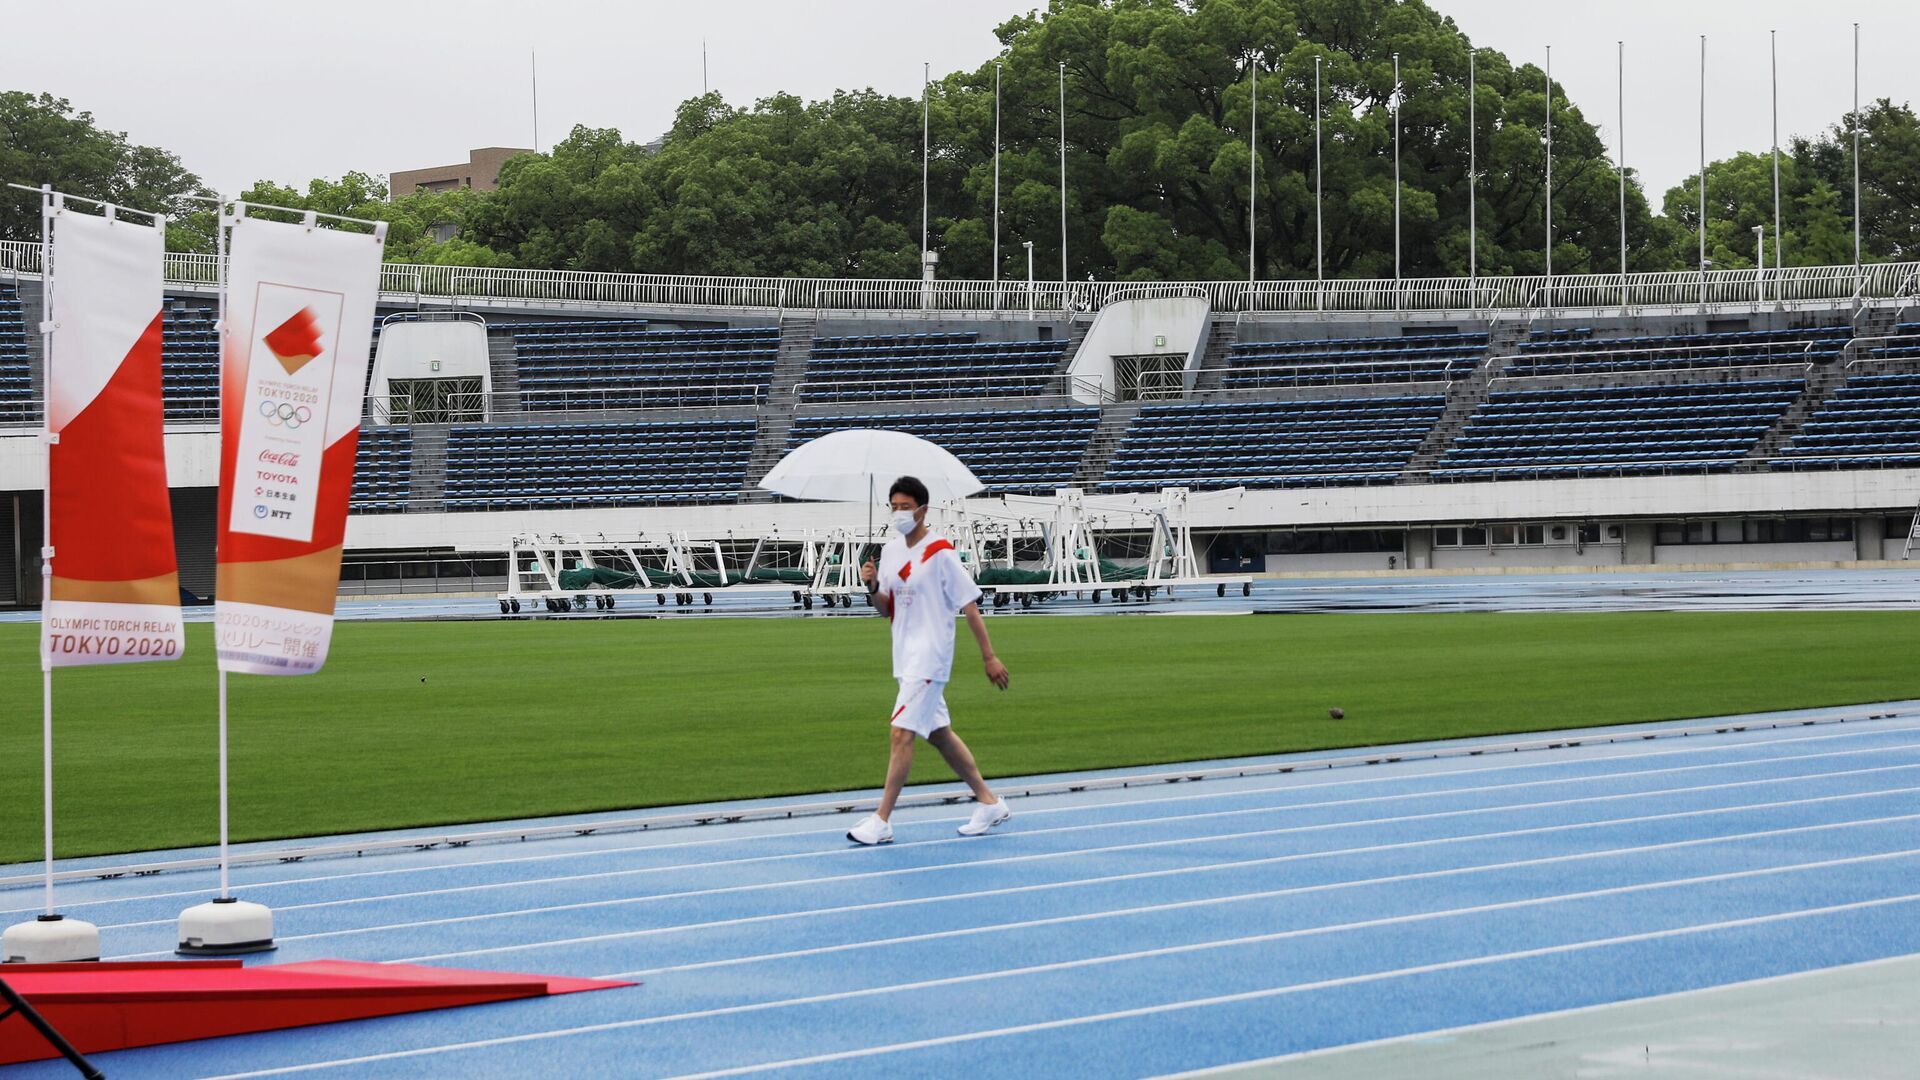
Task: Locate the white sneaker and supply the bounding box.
[847,814,893,845]
[958,800,1011,836]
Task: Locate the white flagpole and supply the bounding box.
[39,184,55,918]
[921,61,930,276]
[1771,30,1781,284]
[1619,41,1627,306]
[1059,61,1068,286]
[1468,50,1476,289]
[1699,34,1708,306]
[530,50,539,151]
[1316,55,1324,300]
[1852,22,1861,277]
[1392,52,1401,299]
[993,62,1001,290]
[1545,45,1553,306]
[215,199,232,901]
[1249,55,1257,288]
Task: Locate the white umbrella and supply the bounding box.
[759,429,985,549]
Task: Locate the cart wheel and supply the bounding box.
[1217,583,1226,597]
[499,600,510,614]
[1020,593,1032,609]
[607,596,616,609]
[1243,582,1251,597]
[792,590,803,604]
[703,592,713,606]
[657,593,667,606]
[510,598,521,613]
[803,594,814,609]
[1091,590,1101,603]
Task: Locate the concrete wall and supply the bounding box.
[1066,297,1210,403]
[1653,542,1857,564]
[366,319,491,419]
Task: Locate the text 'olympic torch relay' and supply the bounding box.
[214,216,384,675]
[41,207,184,668]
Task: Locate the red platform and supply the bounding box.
[0,959,631,1065]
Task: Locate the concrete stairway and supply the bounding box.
[486,330,522,408]
[740,316,816,502]
[1187,318,1240,393]
[1738,365,1849,471]
[1398,326,1513,481]
[404,425,449,511]
[1070,402,1142,489]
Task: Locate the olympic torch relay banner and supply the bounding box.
[40,208,185,668]
[215,216,384,675]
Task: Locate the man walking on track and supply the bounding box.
[846,475,1012,845]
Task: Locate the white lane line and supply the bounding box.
[1155,950,1920,1077]
[101,762,1920,955]
[655,890,1920,1080]
[602,810,1920,980]
[22,719,1920,918]
[193,867,1920,1079]
[382,782,1920,965]
[92,740,1920,931]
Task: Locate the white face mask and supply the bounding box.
[890,509,919,536]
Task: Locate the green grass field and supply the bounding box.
[5,610,1920,864]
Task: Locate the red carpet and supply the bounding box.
[0,960,631,1065]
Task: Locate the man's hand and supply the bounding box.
[860,559,878,587]
[984,656,1010,690]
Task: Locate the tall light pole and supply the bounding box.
[1059,61,1068,286]
[993,62,1002,289]
[1618,40,1627,305]
[1024,239,1035,317]
[1392,52,1401,294]
[1545,45,1553,304]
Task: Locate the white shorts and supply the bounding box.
[889,678,951,738]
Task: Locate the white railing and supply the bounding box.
[4,239,1919,317]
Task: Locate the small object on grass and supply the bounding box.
[420,676,428,684]
[1328,707,1344,719]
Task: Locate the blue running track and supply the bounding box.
[4,704,1920,1077]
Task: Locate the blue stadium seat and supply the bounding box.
[787,407,1098,494]
[800,333,1069,403]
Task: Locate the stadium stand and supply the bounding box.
[0,284,30,421]
[1098,396,1446,490]
[441,418,756,510]
[1508,325,1851,376]
[1771,372,1920,470]
[1435,380,1805,479]
[501,321,778,410]
[161,296,220,420]
[786,407,1099,494]
[801,332,1069,402]
[1220,331,1487,388]
[350,426,414,513]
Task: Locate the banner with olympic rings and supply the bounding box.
[215,213,385,675]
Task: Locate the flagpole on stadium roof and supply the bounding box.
[1392,51,1401,309]
[993,62,1001,291]
[1545,45,1553,310]
[1467,50,1475,292]
[1316,54,1325,307]
[1618,40,1627,307]
[530,51,539,152]
[1698,35,1707,307]
[1771,30,1781,296]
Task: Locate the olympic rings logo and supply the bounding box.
[259,400,314,430]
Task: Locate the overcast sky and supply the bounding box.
[4,0,1917,206]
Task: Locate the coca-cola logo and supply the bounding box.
[258,450,301,466]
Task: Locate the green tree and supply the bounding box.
[1793,98,1920,263]
[0,91,215,251]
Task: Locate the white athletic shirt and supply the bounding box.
[876,529,983,681]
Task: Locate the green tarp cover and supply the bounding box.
[558,566,739,590]
[973,560,1149,587]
